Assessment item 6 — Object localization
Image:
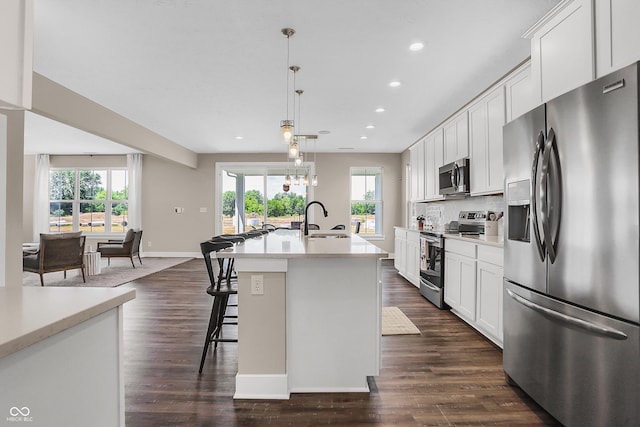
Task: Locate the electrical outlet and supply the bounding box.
[251,275,264,295]
[147,241,152,247]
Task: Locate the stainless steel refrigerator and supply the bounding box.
[503,62,639,426]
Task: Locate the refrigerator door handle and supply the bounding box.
[541,128,559,263]
[531,130,546,261]
[506,289,628,340]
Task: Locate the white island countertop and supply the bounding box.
[0,286,136,359]
[216,229,388,259]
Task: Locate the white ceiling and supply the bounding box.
[26,0,559,156]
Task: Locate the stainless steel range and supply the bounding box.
[419,231,447,309]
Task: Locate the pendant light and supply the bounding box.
[280,28,295,143]
[288,67,301,158]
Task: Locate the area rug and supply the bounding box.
[22,257,193,288]
[381,306,421,335]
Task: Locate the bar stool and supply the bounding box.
[199,239,236,373]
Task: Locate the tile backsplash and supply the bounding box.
[411,195,504,233]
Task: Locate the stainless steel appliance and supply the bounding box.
[438,158,470,196]
[457,210,489,235]
[419,231,447,309]
[503,63,639,426]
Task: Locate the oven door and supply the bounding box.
[419,236,447,309]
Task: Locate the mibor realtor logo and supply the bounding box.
[6,406,33,423]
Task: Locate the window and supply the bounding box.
[49,168,128,234]
[217,163,313,234]
[350,167,383,235]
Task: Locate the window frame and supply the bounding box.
[350,166,384,239]
[48,167,129,236]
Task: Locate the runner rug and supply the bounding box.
[381,306,421,335]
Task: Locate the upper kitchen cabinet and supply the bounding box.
[443,111,469,164]
[409,140,426,201]
[424,128,444,201]
[504,62,534,123]
[469,85,505,195]
[525,0,595,103]
[595,0,640,77]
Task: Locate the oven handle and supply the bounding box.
[506,289,628,340]
[421,280,440,292]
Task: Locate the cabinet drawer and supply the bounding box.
[477,245,503,266]
[395,228,407,240]
[445,239,476,258]
[407,230,420,243]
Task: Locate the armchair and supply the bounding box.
[23,232,86,286]
[97,229,143,268]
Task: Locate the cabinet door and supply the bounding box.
[444,252,461,310]
[528,0,595,102]
[595,0,640,77]
[476,261,504,345]
[409,146,419,201]
[469,99,488,194]
[406,233,420,287]
[443,112,468,164]
[485,87,505,192]
[458,256,477,321]
[425,129,444,199]
[394,230,407,274]
[416,140,425,200]
[505,62,533,122]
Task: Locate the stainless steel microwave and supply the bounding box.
[438,158,470,196]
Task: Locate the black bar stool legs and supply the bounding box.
[198,240,236,374]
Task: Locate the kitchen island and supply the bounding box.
[0,286,135,425]
[215,229,387,399]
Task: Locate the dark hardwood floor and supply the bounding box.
[121,259,559,426]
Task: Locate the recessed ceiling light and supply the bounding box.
[360,136,368,140]
[409,42,424,51]
[365,125,375,129]
[235,136,244,140]
[389,81,401,88]
[339,147,355,150]
[375,107,385,113]
[318,130,331,135]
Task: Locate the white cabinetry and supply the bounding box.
[469,86,505,195]
[444,239,477,321]
[394,228,407,274]
[410,139,428,201]
[475,245,504,344]
[394,228,419,287]
[505,62,533,123]
[595,0,640,77]
[405,231,420,287]
[444,238,504,347]
[424,129,444,200]
[443,111,469,164]
[409,146,419,201]
[526,0,595,103]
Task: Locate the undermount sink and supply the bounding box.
[306,233,350,239]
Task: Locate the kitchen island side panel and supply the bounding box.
[286,257,381,392]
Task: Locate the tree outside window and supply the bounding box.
[350,167,383,235]
[49,168,128,234]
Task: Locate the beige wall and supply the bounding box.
[23,152,402,255]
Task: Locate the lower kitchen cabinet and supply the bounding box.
[444,238,504,347]
[394,228,420,288]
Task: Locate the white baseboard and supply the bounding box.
[234,374,289,400]
[140,251,200,258]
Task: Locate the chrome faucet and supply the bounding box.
[303,201,328,236]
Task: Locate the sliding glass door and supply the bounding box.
[218,163,312,234]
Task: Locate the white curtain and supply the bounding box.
[127,153,143,230]
[32,154,49,241]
